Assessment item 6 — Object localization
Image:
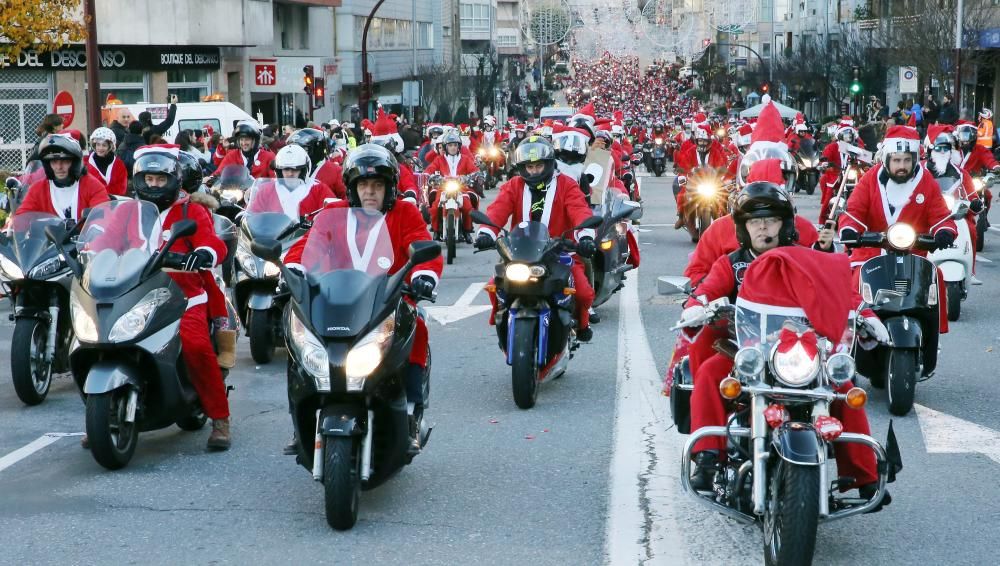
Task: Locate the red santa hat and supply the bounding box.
[748,102,788,154]
[881,125,921,155]
[925,123,954,146]
[737,123,754,146]
[838,115,854,128]
[738,246,854,342]
[133,144,180,160]
[794,112,805,125]
[746,158,788,185]
[360,119,374,134]
[370,107,404,150]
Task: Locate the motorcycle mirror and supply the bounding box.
[471,210,500,229]
[171,219,197,240]
[622,200,643,221]
[250,238,282,263]
[44,225,83,278]
[408,241,442,265]
[574,215,603,231]
[5,178,18,190]
[657,275,691,296]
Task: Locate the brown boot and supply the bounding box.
[673,216,685,229]
[207,418,231,451]
[215,329,239,369]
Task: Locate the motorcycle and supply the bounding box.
[928,173,974,321]
[659,276,892,566]
[647,138,667,177]
[848,224,940,416]
[0,211,76,405]
[249,207,440,531]
[678,168,730,243]
[2,161,45,220]
[794,138,820,195]
[589,196,642,307]
[51,200,226,469]
[428,173,480,265]
[206,164,252,224]
[972,173,998,252]
[233,180,311,363]
[823,155,868,225]
[406,172,433,225]
[477,143,506,190]
[472,209,602,409]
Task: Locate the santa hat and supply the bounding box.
[795,112,805,125]
[737,124,753,146]
[748,102,788,154]
[134,144,180,160]
[360,119,374,133]
[370,107,404,150]
[738,246,854,342]
[881,125,921,155]
[693,112,707,125]
[926,124,954,146]
[746,158,788,185]
[838,115,854,128]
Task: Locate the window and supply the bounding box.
[460,2,491,31]
[168,69,211,103]
[275,3,309,50]
[97,69,146,104]
[354,17,432,50]
[497,29,519,47]
[178,118,222,135]
[418,22,434,48]
[761,42,771,58]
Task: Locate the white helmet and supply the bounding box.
[794,123,808,134]
[89,127,116,151]
[272,144,312,180]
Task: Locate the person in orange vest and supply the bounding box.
[977,108,994,149]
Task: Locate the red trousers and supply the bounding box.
[181,303,230,419]
[430,190,478,233]
[201,271,228,320]
[409,313,429,367]
[487,258,595,329]
[690,353,877,489]
[819,169,840,224]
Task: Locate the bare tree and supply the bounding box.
[419,63,466,123]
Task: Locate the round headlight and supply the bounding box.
[734,347,765,378]
[444,181,461,195]
[695,183,716,196]
[846,168,858,181]
[942,194,956,210]
[974,178,985,191]
[505,263,531,282]
[770,342,821,387]
[886,223,916,250]
[825,353,856,386]
[528,265,546,277]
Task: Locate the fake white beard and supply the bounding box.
[277,178,304,191]
[885,175,919,212]
[930,151,951,173]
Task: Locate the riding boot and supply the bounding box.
[408,405,424,456]
[207,418,231,451]
[215,329,239,369]
[690,451,719,491]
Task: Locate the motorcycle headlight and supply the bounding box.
[264,261,280,278]
[221,188,244,202]
[108,288,172,342]
[846,168,858,181]
[28,256,63,279]
[444,180,461,196]
[344,314,395,390]
[71,294,98,342]
[770,341,820,387]
[289,309,329,391]
[489,148,500,157]
[477,148,486,157]
[825,353,856,386]
[505,263,531,282]
[974,178,985,192]
[886,223,916,250]
[0,255,23,280]
[236,240,258,278]
[734,347,765,378]
[695,183,716,197]
[942,194,956,210]
[655,138,664,145]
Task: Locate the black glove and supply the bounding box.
[577,236,597,258]
[410,275,436,299]
[839,228,859,243]
[971,199,985,213]
[182,249,214,271]
[474,233,495,250]
[934,230,956,250]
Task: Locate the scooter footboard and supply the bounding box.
[679,426,755,524]
[824,432,889,521]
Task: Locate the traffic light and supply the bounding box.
[850,66,861,94]
[313,77,325,109]
[303,65,314,96]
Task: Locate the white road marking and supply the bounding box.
[0,432,84,473]
[915,404,1000,465]
[606,271,685,565]
[977,255,993,264]
[988,226,1000,234]
[424,282,492,325]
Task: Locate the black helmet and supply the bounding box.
[512,136,557,191]
[955,124,977,149]
[428,125,444,139]
[38,134,84,186]
[732,182,797,249]
[133,149,181,211]
[343,144,400,212]
[287,128,328,168]
[233,120,262,153]
[177,152,204,192]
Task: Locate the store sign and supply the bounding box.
[255,64,277,86]
[0,45,221,70]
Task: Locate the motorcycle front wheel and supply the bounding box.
[445,210,457,265]
[946,281,963,321]
[976,212,987,252]
[763,459,819,566]
[324,436,360,531]
[11,317,53,406]
[248,309,275,364]
[887,349,918,416]
[511,317,539,409]
[86,388,139,470]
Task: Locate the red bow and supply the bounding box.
[776,327,818,358]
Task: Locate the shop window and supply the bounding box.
[169,69,211,103]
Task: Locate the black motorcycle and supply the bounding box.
[0,211,76,405]
[972,172,998,252]
[588,195,642,307]
[51,200,222,470]
[848,223,940,416]
[473,210,601,409]
[794,137,820,195]
[250,207,440,531]
[206,164,252,224]
[647,138,667,177]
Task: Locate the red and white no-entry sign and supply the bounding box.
[53,91,75,127]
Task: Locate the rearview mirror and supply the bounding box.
[575,215,603,231]
[408,240,441,265]
[612,200,642,222]
[171,219,197,239]
[250,238,282,263]
[471,210,500,229]
[657,275,691,296]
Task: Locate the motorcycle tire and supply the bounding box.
[445,211,457,265]
[946,281,963,322]
[654,168,663,178]
[324,436,360,531]
[805,183,815,196]
[887,349,918,416]
[176,410,208,431]
[86,388,139,470]
[11,317,53,406]
[511,317,539,409]
[977,214,987,252]
[763,459,819,566]
[248,309,275,364]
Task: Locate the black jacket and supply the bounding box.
[140,103,178,144]
[938,103,958,125]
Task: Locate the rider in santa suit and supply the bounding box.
[672,125,728,229]
[247,145,334,220]
[86,127,129,196]
[475,135,599,342]
[954,121,1000,218]
[818,121,867,223]
[367,109,419,198]
[213,120,276,179]
[426,131,480,241]
[286,127,347,200]
[17,133,109,221]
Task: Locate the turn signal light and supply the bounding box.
[563,287,576,295]
[484,283,496,293]
[719,377,742,399]
[600,239,614,251]
[845,387,868,409]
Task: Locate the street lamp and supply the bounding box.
[359,0,388,120]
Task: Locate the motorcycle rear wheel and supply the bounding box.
[248,309,275,364]
[511,318,539,409]
[763,459,819,566]
[324,436,360,530]
[976,213,987,252]
[86,388,139,470]
[946,281,962,322]
[11,317,53,406]
[887,349,918,416]
[445,211,457,265]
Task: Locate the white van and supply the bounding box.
[101,102,256,143]
[679,66,699,79]
[539,106,574,123]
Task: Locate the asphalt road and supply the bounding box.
[1,170,999,565]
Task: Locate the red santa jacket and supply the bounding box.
[284,200,443,284]
[425,153,478,176]
[18,175,110,221]
[247,179,334,219]
[398,162,418,194]
[786,134,814,155]
[311,159,347,200]
[85,154,129,197]
[478,173,594,242]
[674,143,728,176]
[959,143,1000,175]
[214,148,277,178]
[821,139,867,170]
[684,214,820,284]
[838,164,957,265]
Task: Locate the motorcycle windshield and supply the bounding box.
[242,180,298,240]
[299,208,395,338]
[799,138,818,157]
[77,200,163,299]
[501,221,550,263]
[735,303,812,350]
[7,212,63,273]
[216,164,253,202]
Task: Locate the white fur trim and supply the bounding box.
[411,270,440,285]
[476,227,498,239]
[576,228,596,241]
[748,140,788,154]
[186,292,208,309]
